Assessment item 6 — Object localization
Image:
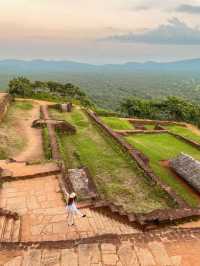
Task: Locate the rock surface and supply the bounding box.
[170,153,200,193]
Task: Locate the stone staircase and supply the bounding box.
[1,240,182,266]
[0,215,21,242]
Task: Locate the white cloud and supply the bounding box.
[103,18,200,45]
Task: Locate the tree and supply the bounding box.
[9,77,32,97]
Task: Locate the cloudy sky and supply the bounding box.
[1,0,200,63]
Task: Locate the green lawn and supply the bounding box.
[125,133,200,207]
[166,125,200,144]
[144,124,155,130]
[50,107,174,213]
[101,117,134,130]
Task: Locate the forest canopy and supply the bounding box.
[8,77,93,107]
[120,96,200,127]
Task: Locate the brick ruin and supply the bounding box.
[0,97,200,264]
[170,153,200,194]
[86,110,200,227]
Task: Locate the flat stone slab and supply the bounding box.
[0,161,60,179]
[68,168,97,199]
[170,153,200,193]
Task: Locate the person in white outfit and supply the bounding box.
[67,192,86,226]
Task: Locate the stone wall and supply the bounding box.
[128,118,186,127]
[40,106,61,161]
[68,167,97,200]
[170,153,200,194]
[115,130,168,136]
[0,93,12,122]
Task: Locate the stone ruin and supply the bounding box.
[60,102,73,112]
[154,124,165,130]
[68,167,97,200]
[170,153,200,193]
[32,119,76,135]
[134,124,147,130]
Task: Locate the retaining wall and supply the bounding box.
[115,130,168,136]
[127,118,186,127]
[40,106,61,161]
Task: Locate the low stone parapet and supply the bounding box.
[68,167,98,200]
[170,153,200,194]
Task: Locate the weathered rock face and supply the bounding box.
[60,103,73,112]
[134,124,147,130]
[170,153,200,193]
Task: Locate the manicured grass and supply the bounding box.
[125,133,200,207]
[101,117,134,130]
[0,101,33,159]
[50,108,173,213]
[14,101,33,110]
[166,125,200,144]
[144,124,155,130]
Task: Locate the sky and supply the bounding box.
[1,0,200,63]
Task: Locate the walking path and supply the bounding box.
[13,101,44,162]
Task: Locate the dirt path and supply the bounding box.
[186,123,200,136]
[13,102,44,162]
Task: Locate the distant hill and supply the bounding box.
[1,58,200,109]
[1,58,200,73]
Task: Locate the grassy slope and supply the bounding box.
[125,133,200,207]
[101,117,134,130]
[166,125,200,144]
[50,107,172,213]
[0,101,33,159]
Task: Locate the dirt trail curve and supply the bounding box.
[13,100,46,162]
[186,123,200,137]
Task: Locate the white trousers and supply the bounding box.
[67,202,83,225]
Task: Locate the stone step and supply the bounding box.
[0,216,6,240]
[2,218,14,242]
[12,219,21,242]
[61,248,78,266]
[134,244,156,266]
[118,241,140,266]
[3,256,23,266]
[22,249,42,266]
[148,241,173,266]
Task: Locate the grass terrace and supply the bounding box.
[50,107,174,213]
[100,117,134,130]
[125,133,200,207]
[165,125,200,144]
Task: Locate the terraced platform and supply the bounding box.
[0,161,60,180]
[0,174,138,242]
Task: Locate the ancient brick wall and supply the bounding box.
[40,105,61,161]
[115,130,168,136]
[128,118,186,127]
